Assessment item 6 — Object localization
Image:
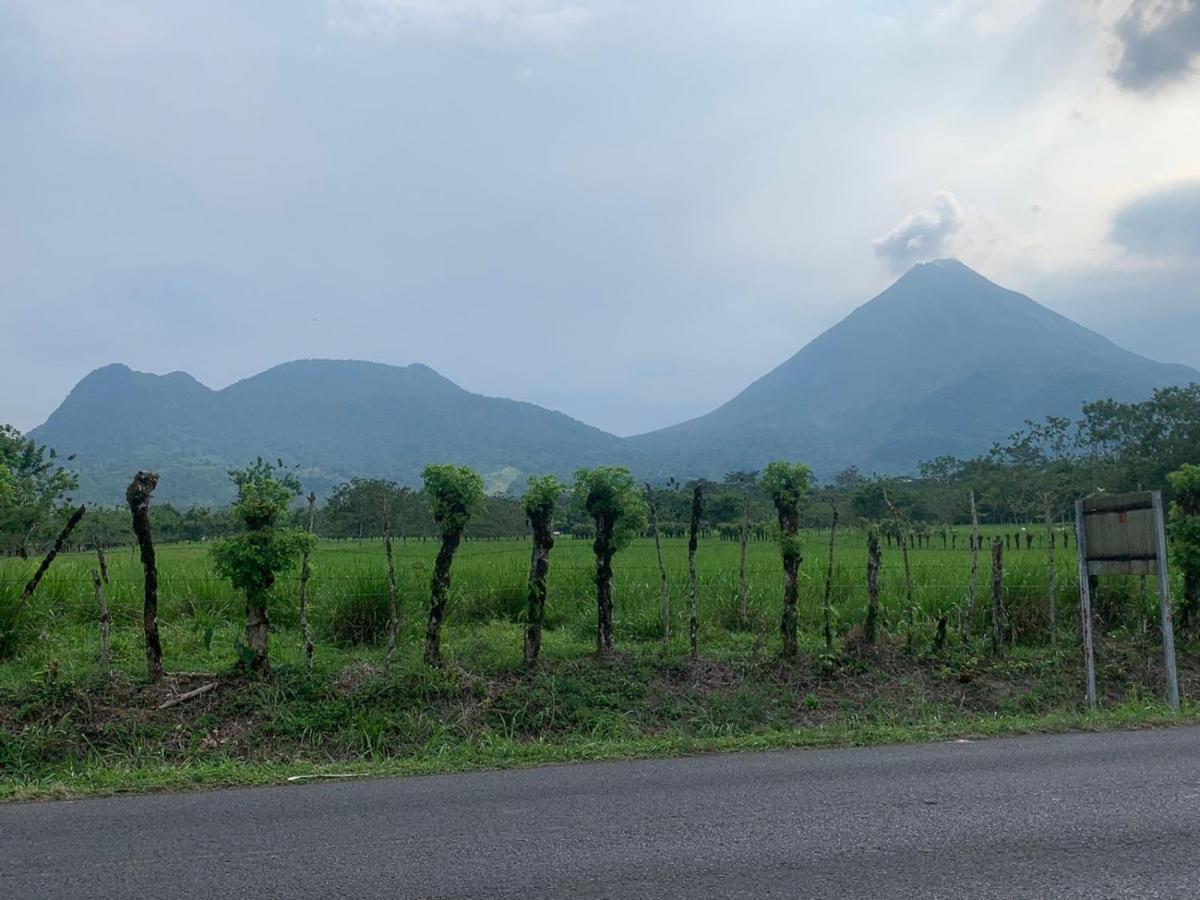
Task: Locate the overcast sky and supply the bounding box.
[4,0,1199,435]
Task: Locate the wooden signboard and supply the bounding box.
[1079,492,1160,576]
[1075,490,1178,711]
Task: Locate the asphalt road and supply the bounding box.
[3,727,1200,898]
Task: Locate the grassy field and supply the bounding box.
[1,526,1096,668]
[0,527,1191,800]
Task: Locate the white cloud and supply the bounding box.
[327,0,599,44]
[871,191,967,271]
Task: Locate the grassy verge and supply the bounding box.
[3,625,1195,803]
[4,704,1196,804]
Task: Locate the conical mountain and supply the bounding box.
[628,259,1198,478]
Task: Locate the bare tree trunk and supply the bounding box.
[646,485,670,648]
[524,513,554,666]
[127,472,164,680]
[883,490,915,648]
[92,564,111,675]
[1043,493,1056,647]
[780,551,800,657]
[821,499,839,652]
[14,504,86,620]
[424,530,462,665]
[962,490,981,642]
[737,496,750,627]
[384,508,399,667]
[865,530,881,644]
[991,537,1005,655]
[245,589,271,673]
[595,539,616,656]
[298,492,316,674]
[687,483,702,661]
[779,509,802,659]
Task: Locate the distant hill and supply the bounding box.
[30,360,632,505]
[28,260,1199,504]
[628,259,1199,478]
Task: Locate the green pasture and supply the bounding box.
[0,524,1166,683]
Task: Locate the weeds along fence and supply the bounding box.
[0,528,1174,669]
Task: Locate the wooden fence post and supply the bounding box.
[991,537,1005,655]
[687,484,702,660]
[126,472,164,680]
[821,499,839,652]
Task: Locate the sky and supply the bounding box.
[3,0,1199,436]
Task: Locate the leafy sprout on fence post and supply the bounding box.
[211,459,314,675]
[761,460,812,659]
[523,474,562,666]
[573,466,647,656]
[422,464,485,666]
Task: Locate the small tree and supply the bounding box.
[422,464,485,665]
[0,425,78,558]
[761,460,812,658]
[574,466,647,656]
[211,460,314,674]
[523,475,562,665]
[1169,464,1200,631]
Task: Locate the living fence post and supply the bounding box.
[821,498,839,652]
[1074,499,1097,710]
[127,472,164,681]
[883,489,915,649]
[865,527,882,644]
[962,490,981,641]
[1043,493,1056,647]
[384,505,399,667]
[1151,491,1181,712]
[91,568,111,675]
[737,496,750,627]
[299,492,316,674]
[687,483,702,661]
[991,537,1004,655]
[646,484,670,648]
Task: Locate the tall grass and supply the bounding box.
[0,527,1169,670]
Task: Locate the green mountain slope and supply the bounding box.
[628,259,1199,477]
[30,360,632,505]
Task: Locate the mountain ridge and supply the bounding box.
[28,260,1199,504]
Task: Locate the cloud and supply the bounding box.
[1110,179,1200,256]
[871,191,967,271]
[1112,0,1200,91]
[327,0,598,44]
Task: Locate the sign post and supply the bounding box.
[1074,499,1097,710]
[1075,491,1179,712]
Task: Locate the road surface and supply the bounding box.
[3,727,1199,898]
